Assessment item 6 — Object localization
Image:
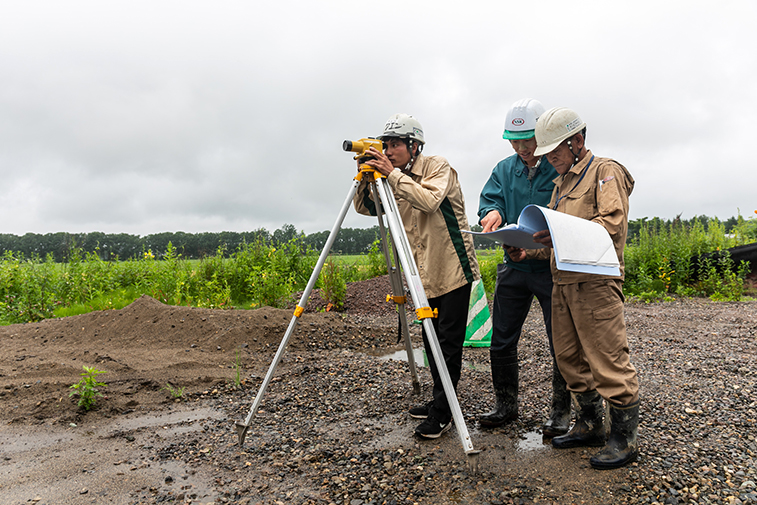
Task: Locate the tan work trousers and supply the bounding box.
[552,279,639,406]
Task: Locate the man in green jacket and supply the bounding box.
[477,98,570,436]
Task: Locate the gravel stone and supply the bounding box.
[1,276,756,504]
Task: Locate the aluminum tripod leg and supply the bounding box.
[391,247,421,396]
[235,177,362,446]
[369,181,421,396]
[372,176,480,469]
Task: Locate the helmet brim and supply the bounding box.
[503,129,535,140]
[379,134,425,145]
[534,140,562,156]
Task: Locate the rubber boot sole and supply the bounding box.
[590,451,638,470]
[552,434,606,449]
[478,412,518,428]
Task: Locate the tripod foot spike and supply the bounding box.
[466,450,482,473]
[235,421,249,446]
[412,381,421,396]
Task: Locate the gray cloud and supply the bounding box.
[1,1,755,237]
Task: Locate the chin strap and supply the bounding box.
[401,139,423,172]
[567,140,580,168]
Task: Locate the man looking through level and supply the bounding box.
[477,98,570,436]
[353,113,480,439]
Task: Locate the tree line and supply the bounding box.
[0,214,749,262]
[0,225,388,262]
[627,214,745,242]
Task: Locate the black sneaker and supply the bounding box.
[415,417,452,439]
[408,402,432,419]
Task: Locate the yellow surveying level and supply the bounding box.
[343,138,384,170]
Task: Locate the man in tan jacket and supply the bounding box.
[509,107,639,469]
[353,113,480,439]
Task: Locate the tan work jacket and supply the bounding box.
[527,150,634,284]
[353,153,480,299]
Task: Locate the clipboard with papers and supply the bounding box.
[464,204,621,276]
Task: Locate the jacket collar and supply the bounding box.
[513,154,542,178]
[568,149,593,177]
[404,153,425,177]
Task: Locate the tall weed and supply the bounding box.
[624,217,752,302]
[367,239,389,278]
[0,252,58,323]
[320,260,347,311]
[239,239,317,308]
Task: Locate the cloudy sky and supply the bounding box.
[1,1,755,237]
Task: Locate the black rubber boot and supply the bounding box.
[552,390,606,448]
[590,400,640,469]
[478,352,518,427]
[542,360,571,437]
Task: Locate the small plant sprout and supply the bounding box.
[161,382,186,400]
[69,366,107,411]
[232,350,243,389]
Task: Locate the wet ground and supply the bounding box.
[1,277,756,504]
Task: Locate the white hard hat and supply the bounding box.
[380,113,425,145]
[534,107,586,156]
[503,98,545,140]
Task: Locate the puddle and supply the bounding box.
[113,406,223,432]
[0,431,77,454]
[464,361,490,373]
[516,429,551,452]
[377,348,490,373]
[0,406,225,505]
[0,407,223,454]
[379,348,427,367]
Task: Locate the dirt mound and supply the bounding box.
[0,277,413,428]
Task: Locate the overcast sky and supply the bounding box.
[1,1,755,237]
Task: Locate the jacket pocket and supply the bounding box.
[562,183,595,216]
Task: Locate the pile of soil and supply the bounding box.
[1,275,756,505]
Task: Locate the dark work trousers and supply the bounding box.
[421,282,472,424]
[491,264,554,358]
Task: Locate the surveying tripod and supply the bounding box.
[235,146,480,469]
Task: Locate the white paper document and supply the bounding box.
[463,222,546,250]
[464,204,620,276]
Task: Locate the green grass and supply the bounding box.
[473,215,757,303]
[0,237,391,324]
[53,287,143,318]
[0,240,320,324]
[475,249,500,297]
[2,216,754,326]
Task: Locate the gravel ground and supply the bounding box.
[193,300,757,505]
[1,276,756,505]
